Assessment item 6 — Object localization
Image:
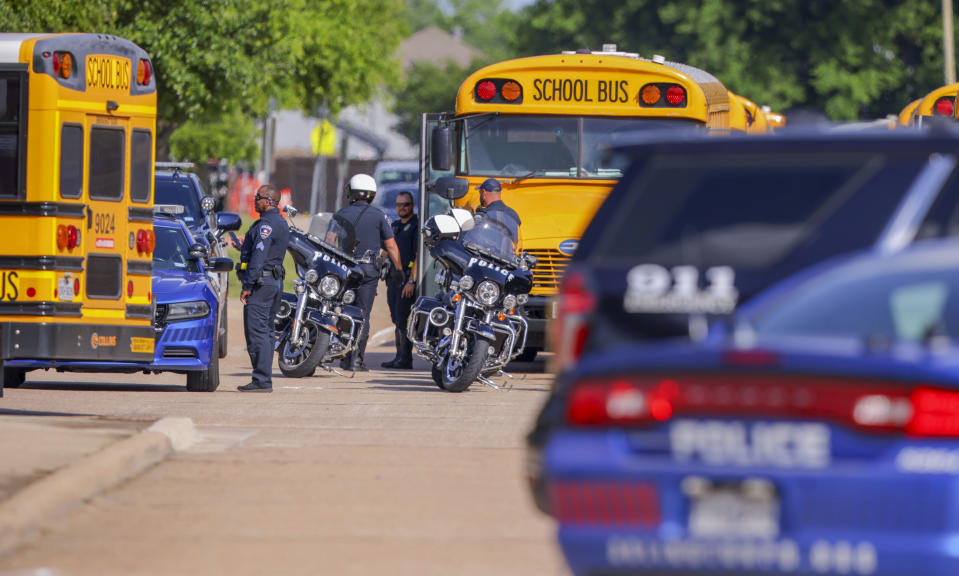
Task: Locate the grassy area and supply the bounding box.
[225,214,301,297]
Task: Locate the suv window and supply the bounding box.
[596,152,927,269]
[155,177,204,227]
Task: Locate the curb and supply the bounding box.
[0,417,198,557]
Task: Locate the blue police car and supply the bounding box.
[530,238,959,575]
[152,215,234,391]
[155,163,241,359]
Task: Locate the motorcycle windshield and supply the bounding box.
[460,212,517,264]
[308,213,356,258]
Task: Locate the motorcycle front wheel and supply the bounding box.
[431,336,490,393]
[278,322,331,378]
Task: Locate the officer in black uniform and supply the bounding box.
[475,178,521,242]
[336,174,404,372]
[382,191,418,370]
[237,185,290,392]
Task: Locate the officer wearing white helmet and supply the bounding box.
[335,173,404,371]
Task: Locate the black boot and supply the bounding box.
[339,351,352,370]
[351,336,369,372]
[396,325,413,369]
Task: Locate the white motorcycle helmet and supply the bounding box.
[347,173,377,202]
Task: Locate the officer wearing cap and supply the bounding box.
[335,174,404,372]
[237,184,289,392]
[475,178,521,242]
[382,191,418,370]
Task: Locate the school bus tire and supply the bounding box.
[3,368,25,389]
[187,343,220,392]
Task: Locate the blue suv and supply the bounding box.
[152,215,234,391]
[155,163,241,359]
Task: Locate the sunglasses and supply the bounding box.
[395,202,413,207]
[254,194,271,202]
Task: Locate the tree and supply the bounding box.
[2,0,406,159]
[169,106,260,165]
[391,57,490,143]
[511,0,948,120]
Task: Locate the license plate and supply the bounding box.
[57,277,74,300]
[130,337,154,354]
[685,477,779,539]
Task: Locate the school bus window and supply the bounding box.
[60,124,83,198]
[86,254,122,299]
[0,73,24,198]
[131,128,151,203]
[89,126,125,200]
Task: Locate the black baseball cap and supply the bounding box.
[475,178,502,192]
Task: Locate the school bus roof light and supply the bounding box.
[476,81,497,101]
[137,59,152,85]
[665,85,686,106]
[52,52,73,79]
[640,84,662,105]
[501,81,522,102]
[935,97,955,117]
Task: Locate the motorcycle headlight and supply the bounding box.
[503,295,517,310]
[304,269,319,284]
[343,289,356,304]
[165,300,211,321]
[459,275,474,290]
[517,293,529,306]
[475,280,500,306]
[319,274,341,297]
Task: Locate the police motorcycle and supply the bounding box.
[408,177,535,392]
[273,206,368,377]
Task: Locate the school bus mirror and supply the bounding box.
[215,211,242,232]
[434,176,468,200]
[430,125,452,171]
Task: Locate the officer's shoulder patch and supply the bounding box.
[260,225,272,239]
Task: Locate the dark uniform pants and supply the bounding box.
[244,278,282,387]
[386,279,414,363]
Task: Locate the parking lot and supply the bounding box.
[0,295,567,575]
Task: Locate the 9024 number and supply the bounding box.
[94,213,115,234]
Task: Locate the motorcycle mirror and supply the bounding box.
[283,205,298,218]
[434,176,468,200]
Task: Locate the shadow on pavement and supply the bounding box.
[16,382,184,393]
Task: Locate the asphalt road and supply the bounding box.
[0,293,567,575]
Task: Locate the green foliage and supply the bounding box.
[169,107,259,165]
[391,58,490,143]
[3,0,406,155]
[513,0,949,120]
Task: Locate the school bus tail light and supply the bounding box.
[665,85,686,105]
[146,230,156,253]
[52,52,74,79]
[476,80,497,101]
[935,97,955,117]
[136,229,147,253]
[57,225,68,250]
[74,277,80,297]
[66,225,79,250]
[137,59,152,85]
[127,280,134,298]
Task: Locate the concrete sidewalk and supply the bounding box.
[0,415,196,557]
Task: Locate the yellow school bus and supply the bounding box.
[420,46,751,360]
[0,33,156,392]
[728,91,770,134]
[898,98,921,127]
[913,82,959,124]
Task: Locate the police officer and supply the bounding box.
[475,178,521,242]
[382,191,418,370]
[336,174,404,372]
[237,185,290,392]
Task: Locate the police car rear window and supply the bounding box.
[595,152,926,269]
[155,179,202,225]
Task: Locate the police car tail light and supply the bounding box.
[935,96,955,117]
[567,378,676,427]
[905,387,959,437]
[552,270,596,374]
